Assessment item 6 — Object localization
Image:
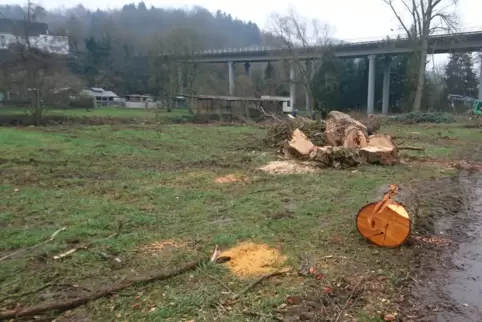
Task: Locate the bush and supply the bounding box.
[68,97,95,109]
[392,112,456,124]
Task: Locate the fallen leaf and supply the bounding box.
[323,286,333,294]
[286,296,302,305]
[309,267,316,274]
[315,274,324,280]
[384,314,396,321]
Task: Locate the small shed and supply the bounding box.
[82,87,119,105]
[124,94,156,108]
[184,94,290,121]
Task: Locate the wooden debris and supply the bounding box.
[229,268,290,301]
[359,134,400,165]
[52,222,122,260]
[398,146,425,151]
[309,146,364,168]
[288,129,315,156]
[264,117,325,147]
[210,245,220,262]
[0,227,66,262]
[53,247,87,260]
[269,111,404,168]
[0,256,230,320]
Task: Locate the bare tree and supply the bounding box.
[383,0,458,111]
[1,1,73,124]
[269,8,333,112]
[149,26,201,112]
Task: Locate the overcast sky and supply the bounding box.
[7,0,481,40]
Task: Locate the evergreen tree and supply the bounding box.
[445,53,477,98]
[461,54,478,98]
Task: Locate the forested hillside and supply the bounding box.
[0,3,479,113]
[0,3,263,49]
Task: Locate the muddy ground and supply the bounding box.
[403,174,482,321]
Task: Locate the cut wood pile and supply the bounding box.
[278,111,399,168]
[264,116,326,147]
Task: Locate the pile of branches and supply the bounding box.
[263,117,326,147]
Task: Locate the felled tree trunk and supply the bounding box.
[359,134,400,165]
[343,125,368,149]
[324,111,368,148]
[309,146,364,169]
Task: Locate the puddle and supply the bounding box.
[436,176,482,321]
[413,175,482,321]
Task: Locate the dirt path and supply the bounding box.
[411,175,482,321]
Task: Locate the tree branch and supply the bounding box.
[383,0,413,38]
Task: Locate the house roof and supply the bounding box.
[82,88,118,98]
[126,94,153,98]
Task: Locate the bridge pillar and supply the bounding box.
[367,55,376,115]
[244,62,251,77]
[177,65,183,96]
[290,61,296,112]
[228,61,235,96]
[479,52,482,100]
[382,62,391,115]
[304,60,314,111]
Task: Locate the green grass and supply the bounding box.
[0,106,158,116]
[0,106,192,125]
[0,120,478,321]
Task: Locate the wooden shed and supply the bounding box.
[180,94,289,121]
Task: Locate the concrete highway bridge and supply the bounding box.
[173,30,482,113]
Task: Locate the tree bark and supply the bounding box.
[413,37,428,112]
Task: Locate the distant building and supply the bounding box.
[0,18,69,55]
[260,95,292,113]
[124,94,156,108]
[82,87,119,106]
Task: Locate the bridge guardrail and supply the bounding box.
[159,27,482,57]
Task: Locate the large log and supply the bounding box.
[289,128,315,156]
[357,184,416,247]
[343,125,368,149]
[359,134,400,165]
[324,111,368,148]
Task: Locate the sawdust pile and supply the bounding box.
[258,160,318,175]
[220,242,287,277]
[214,174,240,183]
[140,239,186,254]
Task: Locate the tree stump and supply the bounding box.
[359,134,400,165]
[324,111,368,148]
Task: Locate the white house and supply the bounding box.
[82,87,119,105]
[0,18,69,55]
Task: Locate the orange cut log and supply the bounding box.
[356,201,411,248]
